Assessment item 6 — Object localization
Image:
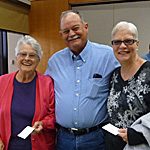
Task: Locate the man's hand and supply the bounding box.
[118,128,128,143]
[0,140,4,150]
[31,121,43,135]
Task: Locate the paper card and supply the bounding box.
[102,123,119,135]
[17,126,35,139]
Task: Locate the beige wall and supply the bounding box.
[7,32,24,73]
[72,1,150,57]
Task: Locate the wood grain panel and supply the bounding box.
[29,0,69,74]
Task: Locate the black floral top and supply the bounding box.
[107,61,150,129]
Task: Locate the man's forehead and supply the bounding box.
[60,15,82,29]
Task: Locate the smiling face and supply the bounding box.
[60,12,88,56]
[16,44,40,75]
[112,29,139,65]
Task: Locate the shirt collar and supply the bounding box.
[68,40,90,63]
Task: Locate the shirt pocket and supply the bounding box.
[85,78,109,99]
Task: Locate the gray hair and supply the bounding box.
[15,35,43,59]
[60,10,86,26]
[111,21,138,40]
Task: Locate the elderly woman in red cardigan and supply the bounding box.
[0,35,56,150]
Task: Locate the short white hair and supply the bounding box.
[15,35,43,59]
[111,21,138,40]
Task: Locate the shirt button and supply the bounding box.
[76,93,79,96]
[74,108,77,110]
[32,139,35,141]
[77,80,80,83]
[83,59,86,62]
[75,122,78,125]
[77,67,80,69]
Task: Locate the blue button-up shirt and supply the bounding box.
[141,52,150,61]
[45,40,120,128]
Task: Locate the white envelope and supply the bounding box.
[17,126,35,139]
[102,123,119,135]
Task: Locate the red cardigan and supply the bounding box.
[0,71,56,150]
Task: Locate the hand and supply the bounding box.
[118,128,128,143]
[0,140,4,150]
[31,121,43,135]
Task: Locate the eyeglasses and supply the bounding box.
[17,52,38,59]
[111,39,137,46]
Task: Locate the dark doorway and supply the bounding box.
[0,30,8,75]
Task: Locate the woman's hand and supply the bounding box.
[0,140,4,150]
[31,121,43,135]
[118,128,128,143]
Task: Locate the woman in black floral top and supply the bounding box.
[105,21,150,150]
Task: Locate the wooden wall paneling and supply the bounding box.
[29,0,69,74]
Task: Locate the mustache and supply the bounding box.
[68,35,80,41]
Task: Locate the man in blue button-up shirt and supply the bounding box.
[45,10,120,150]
